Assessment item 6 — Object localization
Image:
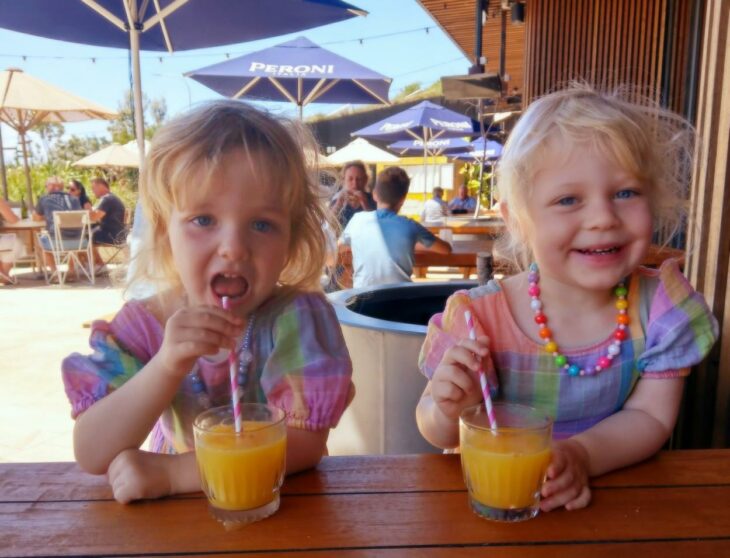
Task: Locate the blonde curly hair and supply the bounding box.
[127,100,334,297]
[496,83,694,270]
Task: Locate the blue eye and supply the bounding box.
[191,215,214,227]
[615,189,639,199]
[557,196,577,206]
[252,220,273,233]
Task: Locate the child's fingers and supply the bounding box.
[432,378,465,404]
[445,343,488,373]
[564,485,592,510]
[542,466,575,498]
[545,449,568,480]
[176,325,237,350]
[190,307,245,332]
[541,482,590,512]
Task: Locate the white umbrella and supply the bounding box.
[327,138,399,165]
[0,68,117,207]
[73,140,148,168]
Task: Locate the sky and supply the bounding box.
[0,0,471,163]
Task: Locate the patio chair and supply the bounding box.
[37,210,95,286]
[94,207,131,275]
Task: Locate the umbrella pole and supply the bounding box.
[474,98,485,218]
[422,128,429,206]
[19,130,33,210]
[129,17,146,167]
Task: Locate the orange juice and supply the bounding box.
[460,403,553,522]
[193,404,287,527]
[461,431,551,509]
[195,422,286,511]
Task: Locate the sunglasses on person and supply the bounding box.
[68,186,78,193]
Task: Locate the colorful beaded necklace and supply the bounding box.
[190,314,256,408]
[528,263,629,376]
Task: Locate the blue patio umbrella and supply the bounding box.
[0,0,365,157]
[388,137,472,157]
[470,137,503,160]
[352,100,477,142]
[186,36,391,119]
[353,101,477,197]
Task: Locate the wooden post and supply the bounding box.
[682,0,730,448]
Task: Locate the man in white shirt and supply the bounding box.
[420,186,448,223]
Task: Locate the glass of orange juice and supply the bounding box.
[193,404,286,529]
[460,402,552,522]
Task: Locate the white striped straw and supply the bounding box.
[222,296,241,433]
[464,310,498,429]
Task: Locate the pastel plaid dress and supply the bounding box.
[63,291,353,453]
[419,260,718,439]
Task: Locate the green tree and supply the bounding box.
[107,91,168,143]
[49,135,110,166]
[34,123,65,161]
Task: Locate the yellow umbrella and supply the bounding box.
[0,68,118,207]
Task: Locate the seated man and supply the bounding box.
[32,176,82,272]
[448,184,477,215]
[90,177,127,246]
[420,186,448,223]
[339,166,451,289]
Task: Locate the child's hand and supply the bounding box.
[541,438,591,512]
[157,305,242,379]
[430,336,489,420]
[107,449,174,504]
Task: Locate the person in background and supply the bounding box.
[330,160,376,228]
[90,177,127,247]
[62,100,353,504]
[416,84,718,513]
[420,186,449,223]
[448,184,477,215]
[0,197,25,283]
[339,166,451,288]
[68,179,92,210]
[33,176,82,272]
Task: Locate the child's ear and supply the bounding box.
[499,199,511,225]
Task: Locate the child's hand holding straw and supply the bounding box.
[429,317,491,421]
[156,305,243,381]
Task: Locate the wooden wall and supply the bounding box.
[524,0,693,113]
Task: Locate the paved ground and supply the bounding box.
[0,269,125,463]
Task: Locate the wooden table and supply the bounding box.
[426,218,505,237]
[414,239,493,278]
[0,218,45,272]
[1,450,729,556]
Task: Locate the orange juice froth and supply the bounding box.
[195,422,286,511]
[461,429,551,509]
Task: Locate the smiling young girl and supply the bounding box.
[416,85,718,513]
[62,101,353,504]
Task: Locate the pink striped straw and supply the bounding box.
[464,310,498,429]
[221,296,242,433]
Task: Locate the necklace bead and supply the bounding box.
[528,263,629,377]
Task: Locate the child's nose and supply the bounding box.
[587,199,621,229]
[218,227,251,261]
